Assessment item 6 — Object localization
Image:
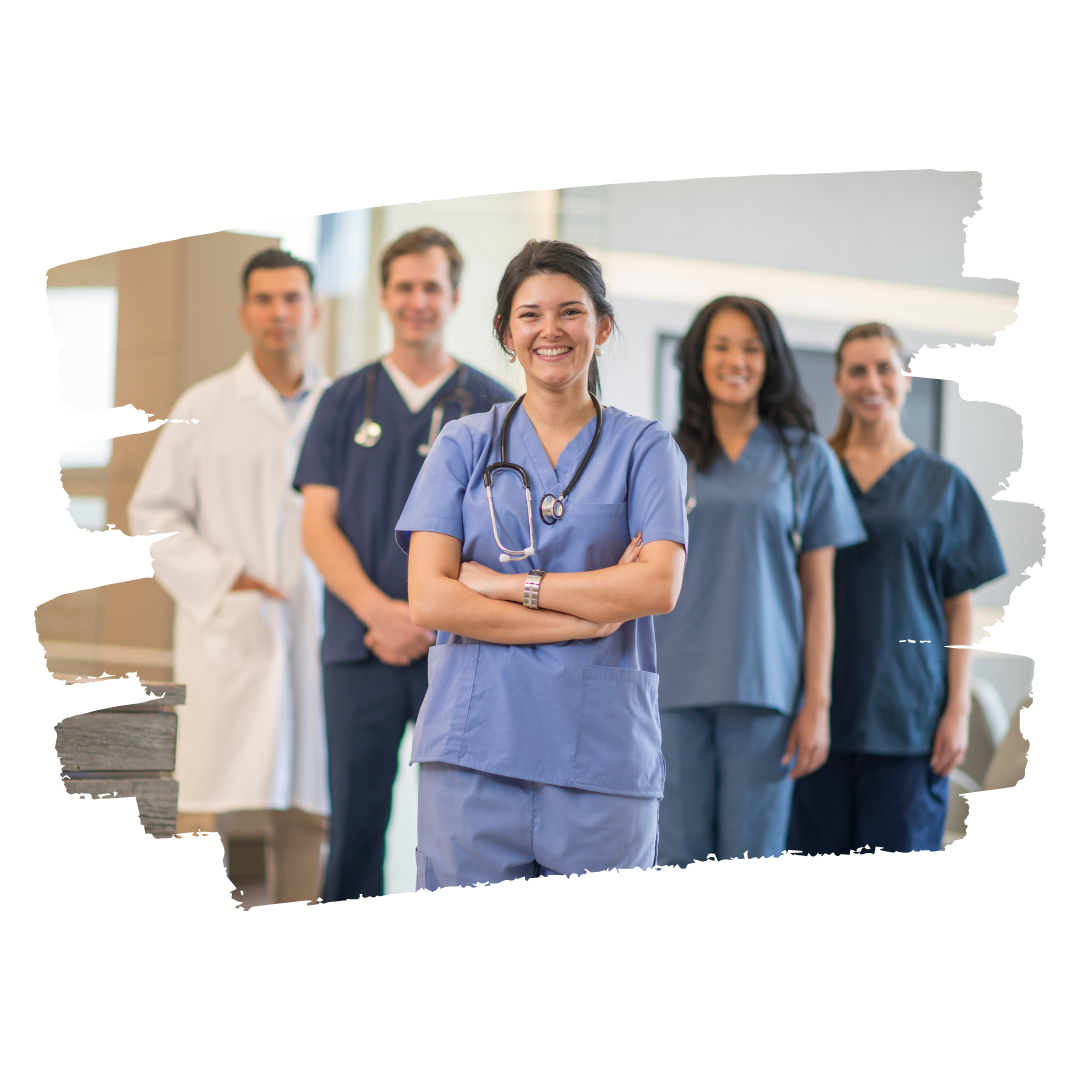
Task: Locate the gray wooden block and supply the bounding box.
[63,778,179,838]
[67,682,186,717]
[56,712,177,772]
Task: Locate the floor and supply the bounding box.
[230,723,418,905]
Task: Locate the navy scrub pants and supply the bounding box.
[658,704,794,864]
[787,751,950,855]
[321,657,427,901]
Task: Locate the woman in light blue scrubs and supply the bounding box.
[396,241,689,890]
[654,297,866,864]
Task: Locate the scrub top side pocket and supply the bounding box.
[573,664,664,797]
[411,642,480,764]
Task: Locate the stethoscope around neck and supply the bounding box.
[484,392,605,563]
[686,425,804,555]
[353,361,474,454]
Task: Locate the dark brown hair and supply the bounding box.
[492,240,615,397]
[675,295,816,470]
[242,248,314,294]
[828,322,905,453]
[380,227,463,290]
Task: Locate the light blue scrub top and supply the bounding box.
[654,425,865,716]
[396,403,689,799]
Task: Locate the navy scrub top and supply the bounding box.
[831,447,1006,756]
[293,360,513,664]
[654,424,866,716]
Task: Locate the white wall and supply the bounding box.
[377,190,558,394]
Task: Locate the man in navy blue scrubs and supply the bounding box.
[295,228,513,900]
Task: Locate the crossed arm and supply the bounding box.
[407,530,686,645]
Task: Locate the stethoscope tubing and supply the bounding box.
[354,361,473,453]
[484,392,605,561]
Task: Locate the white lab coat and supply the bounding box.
[128,353,330,816]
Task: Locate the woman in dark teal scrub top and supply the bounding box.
[787,323,1006,855]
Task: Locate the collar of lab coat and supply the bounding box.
[233,351,325,429]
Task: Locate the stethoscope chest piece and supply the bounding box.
[539,494,565,525]
[354,419,382,447]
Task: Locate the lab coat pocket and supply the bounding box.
[204,591,276,667]
[574,665,663,796]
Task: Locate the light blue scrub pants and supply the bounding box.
[658,704,793,864]
[416,762,660,890]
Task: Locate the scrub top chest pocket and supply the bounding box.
[397,403,689,798]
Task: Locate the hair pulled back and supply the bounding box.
[675,295,816,470]
[828,322,905,453]
[493,240,615,397]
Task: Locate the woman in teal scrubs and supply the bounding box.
[787,323,1005,854]
[654,296,865,864]
[397,241,688,890]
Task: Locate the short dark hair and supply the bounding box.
[242,248,315,295]
[380,227,463,290]
[492,240,616,398]
[675,295,816,470]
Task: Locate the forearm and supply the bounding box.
[478,541,684,622]
[303,515,390,623]
[801,586,833,708]
[944,591,974,713]
[412,575,601,645]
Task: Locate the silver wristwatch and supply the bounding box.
[522,570,547,609]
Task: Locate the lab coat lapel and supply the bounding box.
[232,351,291,429]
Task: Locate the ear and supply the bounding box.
[311,300,323,332]
[377,284,389,313]
[238,301,251,334]
[596,315,613,347]
[449,286,461,312]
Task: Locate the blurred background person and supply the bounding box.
[654,297,865,864]
[787,323,1006,855]
[128,249,330,903]
[296,228,513,901]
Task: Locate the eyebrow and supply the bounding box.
[514,299,587,311]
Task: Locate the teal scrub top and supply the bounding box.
[654,424,866,716]
[396,403,689,799]
[831,448,1006,755]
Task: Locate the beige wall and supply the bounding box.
[40,231,278,680]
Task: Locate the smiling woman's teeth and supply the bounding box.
[536,347,570,356]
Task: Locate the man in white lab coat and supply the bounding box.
[129,249,330,903]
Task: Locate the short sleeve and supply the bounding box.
[627,426,689,551]
[293,385,342,492]
[395,424,473,554]
[801,438,867,552]
[941,471,1006,596]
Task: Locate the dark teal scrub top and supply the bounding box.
[830,448,1006,756]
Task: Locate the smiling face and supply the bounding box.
[502,273,612,395]
[380,246,459,348]
[240,267,319,361]
[835,335,910,426]
[700,307,767,412]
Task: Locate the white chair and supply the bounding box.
[962,678,1011,786]
[946,768,980,833]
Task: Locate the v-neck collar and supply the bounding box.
[514,402,601,495]
[717,422,768,468]
[843,446,921,497]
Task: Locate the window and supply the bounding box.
[66,494,106,591]
[49,287,119,468]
